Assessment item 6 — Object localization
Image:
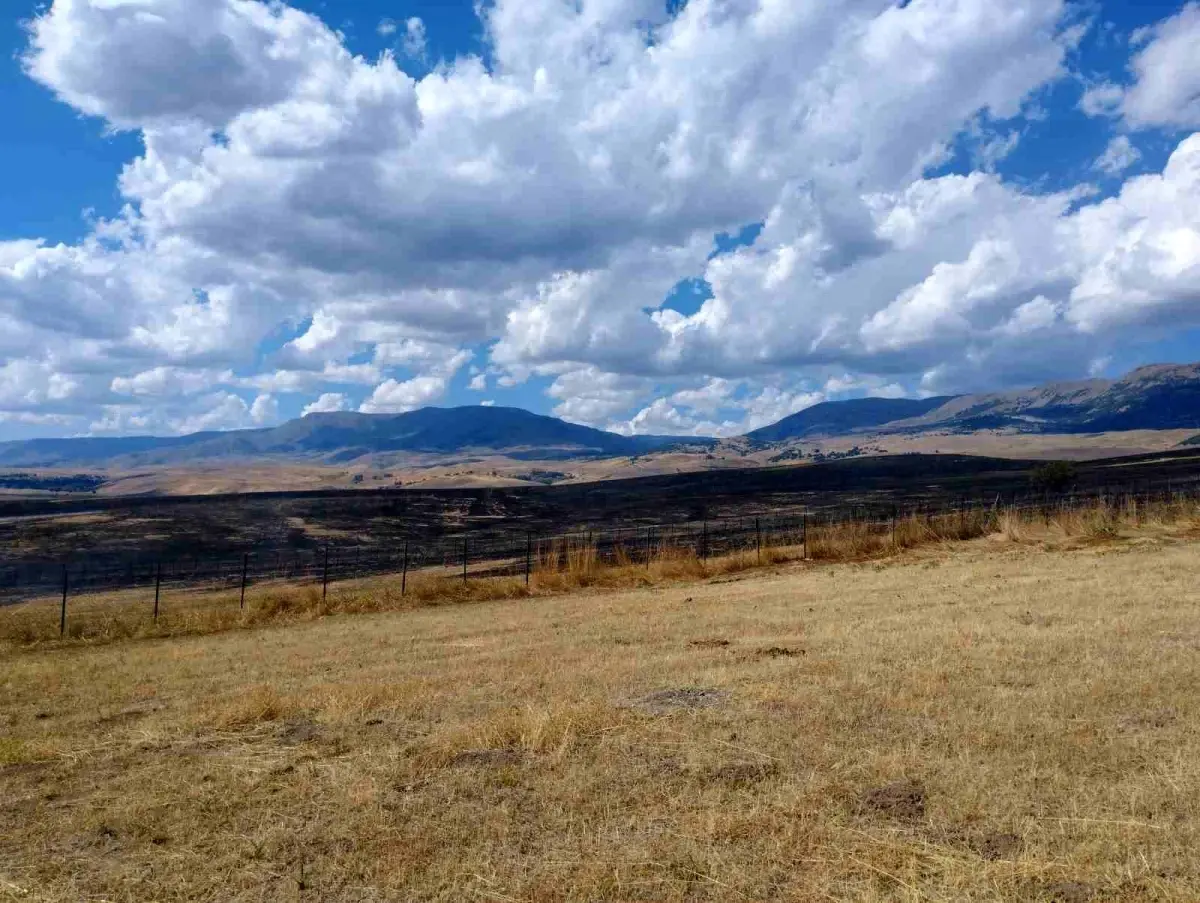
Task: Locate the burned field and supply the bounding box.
[2,450,1199,571]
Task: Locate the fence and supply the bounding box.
[3,476,1200,635]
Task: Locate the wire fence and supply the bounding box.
[4,475,1200,635]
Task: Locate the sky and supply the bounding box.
[1,0,1200,441]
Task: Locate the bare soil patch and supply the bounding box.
[631,687,730,715]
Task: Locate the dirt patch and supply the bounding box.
[277,720,323,745]
[756,646,805,658]
[1116,708,1177,732]
[857,780,926,821]
[688,638,731,649]
[632,687,730,715]
[960,830,1022,861]
[706,762,778,786]
[449,748,523,768]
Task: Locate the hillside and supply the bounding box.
[0,407,708,468]
[750,362,1200,441]
[745,397,955,442]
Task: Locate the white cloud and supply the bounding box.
[301,392,350,416]
[359,375,447,414]
[1094,135,1141,176]
[1080,82,1123,118]
[250,393,278,425]
[377,18,398,37]
[1121,3,1200,128]
[2,0,1198,437]
[111,367,232,398]
[402,17,427,62]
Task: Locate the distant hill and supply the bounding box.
[0,406,704,468]
[749,363,1200,440]
[745,397,956,442]
[5,361,1200,470]
[888,364,1200,434]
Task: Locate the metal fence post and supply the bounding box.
[701,519,708,561]
[803,512,808,560]
[322,546,330,601]
[60,564,68,637]
[401,540,409,596]
[891,505,897,548]
[154,562,162,621]
[462,538,468,584]
[240,553,249,609]
[525,531,532,586]
[645,527,652,569]
[755,517,762,564]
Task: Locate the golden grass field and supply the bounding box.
[3,507,1200,901]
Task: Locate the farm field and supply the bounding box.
[2,526,1199,900]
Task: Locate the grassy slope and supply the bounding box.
[2,528,1200,900]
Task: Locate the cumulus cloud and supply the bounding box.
[1078,5,1200,130]
[1094,135,1141,175]
[301,392,350,416]
[1,0,1198,437]
[360,375,447,414]
[401,17,427,62]
[1120,3,1200,128]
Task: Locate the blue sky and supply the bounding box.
[1,0,1199,439]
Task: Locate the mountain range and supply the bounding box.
[2,362,1200,469]
[0,406,710,468]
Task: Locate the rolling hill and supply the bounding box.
[0,406,705,468]
[745,397,956,442]
[3,362,1200,470]
[748,363,1200,442]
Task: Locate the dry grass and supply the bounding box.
[6,497,1200,651]
[2,517,1200,900]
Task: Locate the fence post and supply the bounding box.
[525,531,532,586]
[60,564,68,637]
[803,512,808,560]
[701,519,708,561]
[240,553,249,610]
[645,528,652,569]
[401,540,409,596]
[322,546,330,601]
[756,517,762,564]
[462,537,468,584]
[154,562,162,621]
[891,505,897,548]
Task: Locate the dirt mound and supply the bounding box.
[756,646,805,658]
[689,638,731,648]
[449,748,523,768]
[708,762,778,785]
[858,780,926,820]
[277,719,322,745]
[633,687,730,715]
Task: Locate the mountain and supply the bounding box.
[888,364,1200,434]
[0,406,701,468]
[745,397,956,442]
[750,363,1200,441]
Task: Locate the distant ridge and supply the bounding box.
[745,397,956,442]
[0,406,708,468]
[748,362,1200,441]
[3,362,1200,468]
